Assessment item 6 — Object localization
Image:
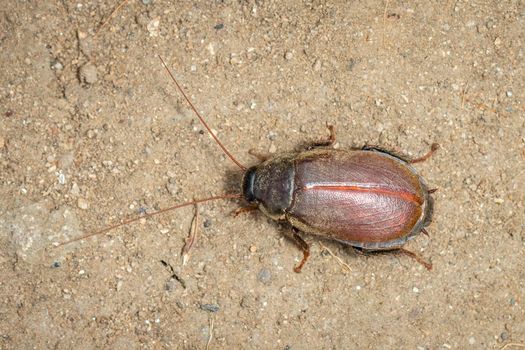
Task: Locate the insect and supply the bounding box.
[58,56,438,272]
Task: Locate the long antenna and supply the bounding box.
[54,194,242,247]
[158,55,247,171]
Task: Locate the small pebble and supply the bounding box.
[284,51,293,60]
[77,197,89,210]
[249,245,257,253]
[269,143,277,153]
[214,23,224,30]
[79,63,98,84]
[51,261,61,268]
[347,58,356,71]
[506,90,513,97]
[166,182,179,196]
[142,0,151,4]
[70,183,80,196]
[203,219,212,228]
[412,287,420,293]
[58,172,66,185]
[257,267,272,284]
[147,18,160,37]
[200,303,220,313]
[51,60,63,71]
[240,295,255,309]
[313,59,322,71]
[468,336,476,345]
[500,331,509,341]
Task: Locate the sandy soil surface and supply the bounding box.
[1,1,524,349]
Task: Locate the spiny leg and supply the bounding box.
[309,124,336,148]
[248,149,270,162]
[408,143,440,164]
[283,228,311,273]
[353,246,432,270]
[396,248,432,270]
[362,143,439,164]
[232,205,258,218]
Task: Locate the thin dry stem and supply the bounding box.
[206,316,214,350]
[500,343,525,350]
[181,204,199,266]
[95,0,130,37]
[381,0,390,49]
[319,242,351,272]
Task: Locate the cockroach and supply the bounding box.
[57,55,438,272]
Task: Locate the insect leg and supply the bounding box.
[362,143,439,164]
[396,248,433,270]
[248,149,271,162]
[285,228,310,273]
[309,124,336,148]
[232,205,258,217]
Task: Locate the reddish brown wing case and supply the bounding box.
[286,149,430,250]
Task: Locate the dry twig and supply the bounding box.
[500,343,525,350]
[319,242,351,272]
[181,204,199,266]
[95,0,130,37]
[206,316,214,350]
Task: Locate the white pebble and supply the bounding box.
[77,198,89,210]
[58,172,66,185]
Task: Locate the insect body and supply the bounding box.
[243,148,434,251]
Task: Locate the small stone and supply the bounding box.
[347,58,356,71]
[240,295,255,309]
[500,331,509,341]
[313,59,322,71]
[494,37,502,46]
[142,0,151,4]
[257,267,272,284]
[77,198,89,210]
[79,63,98,84]
[494,198,504,204]
[70,183,80,196]
[249,245,257,253]
[147,18,160,37]
[269,143,277,153]
[214,23,224,30]
[412,287,420,293]
[58,172,66,185]
[200,303,220,313]
[166,182,179,196]
[203,219,212,228]
[51,60,63,71]
[51,261,61,268]
[468,336,475,345]
[506,90,513,97]
[284,51,293,60]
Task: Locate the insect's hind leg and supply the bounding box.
[362,143,439,164]
[352,246,432,271]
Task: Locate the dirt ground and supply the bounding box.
[1,1,524,349]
